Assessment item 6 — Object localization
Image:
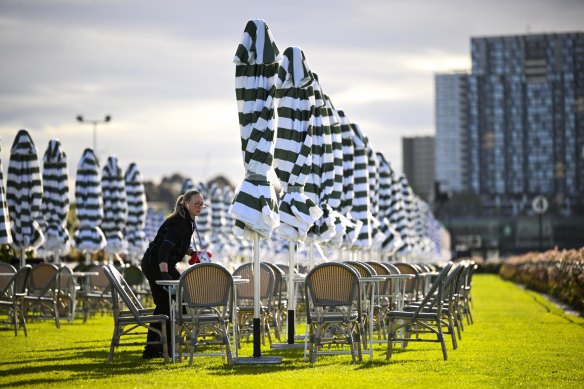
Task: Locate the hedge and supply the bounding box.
[499,248,584,315]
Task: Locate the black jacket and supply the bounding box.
[141,211,194,280]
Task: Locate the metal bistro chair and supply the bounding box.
[263,262,286,341]
[0,265,32,336]
[80,265,112,323]
[24,264,61,329]
[232,262,275,348]
[102,265,169,363]
[366,261,401,341]
[304,262,362,364]
[386,261,454,361]
[176,263,234,365]
[56,265,80,323]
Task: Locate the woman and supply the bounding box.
[141,189,206,359]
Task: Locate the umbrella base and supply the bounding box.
[233,356,283,365]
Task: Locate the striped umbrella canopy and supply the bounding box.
[6,129,45,263]
[181,178,195,194]
[101,156,128,253]
[305,73,336,246]
[349,122,372,250]
[73,148,106,252]
[0,140,13,245]
[230,18,281,240]
[394,174,417,257]
[274,46,322,241]
[337,110,362,248]
[376,152,404,256]
[230,18,281,362]
[144,207,164,243]
[273,46,323,345]
[41,139,70,254]
[209,184,226,254]
[322,94,346,249]
[195,181,211,250]
[125,162,148,256]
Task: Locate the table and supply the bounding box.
[156,277,249,363]
[359,276,382,361]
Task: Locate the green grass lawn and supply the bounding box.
[1,274,583,388]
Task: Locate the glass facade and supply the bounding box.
[468,33,584,207]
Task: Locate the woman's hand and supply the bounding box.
[160,272,173,281]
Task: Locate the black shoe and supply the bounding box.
[142,350,164,359]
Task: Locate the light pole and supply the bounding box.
[76,114,112,152]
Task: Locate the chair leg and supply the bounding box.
[386,319,394,360]
[160,321,168,364]
[437,320,448,361]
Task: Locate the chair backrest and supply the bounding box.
[343,261,376,277]
[442,263,464,302]
[102,265,143,320]
[263,262,284,307]
[305,262,360,309]
[393,262,419,298]
[57,265,76,293]
[29,264,59,296]
[412,262,453,317]
[123,265,145,288]
[366,261,394,295]
[0,262,16,291]
[178,263,233,318]
[87,265,110,293]
[1,265,31,299]
[233,262,275,305]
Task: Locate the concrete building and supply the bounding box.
[402,136,435,201]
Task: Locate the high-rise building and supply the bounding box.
[402,136,435,201]
[435,72,470,193]
[468,32,584,207]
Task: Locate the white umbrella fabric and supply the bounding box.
[73,148,106,255]
[0,140,12,245]
[6,129,45,266]
[101,156,128,254]
[230,18,281,363]
[41,139,70,260]
[273,46,323,345]
[125,162,148,257]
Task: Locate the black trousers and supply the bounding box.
[141,253,178,351]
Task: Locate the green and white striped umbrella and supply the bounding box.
[209,184,227,254]
[349,122,372,249]
[125,162,148,255]
[231,19,282,361]
[395,174,416,256]
[230,19,281,239]
[41,139,70,253]
[305,74,336,244]
[376,152,404,255]
[322,95,347,248]
[337,110,362,247]
[0,140,12,245]
[7,129,45,259]
[73,148,106,252]
[181,178,195,194]
[274,46,322,241]
[144,207,164,243]
[101,156,128,253]
[195,181,211,250]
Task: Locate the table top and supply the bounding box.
[72,272,100,277]
[371,274,415,279]
[156,277,249,287]
[0,272,16,276]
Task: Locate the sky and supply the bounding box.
[1,0,583,188]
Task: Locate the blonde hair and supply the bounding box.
[172,189,201,218]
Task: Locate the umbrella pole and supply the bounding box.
[235,231,282,364]
[252,231,261,357]
[20,249,25,268]
[287,241,296,344]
